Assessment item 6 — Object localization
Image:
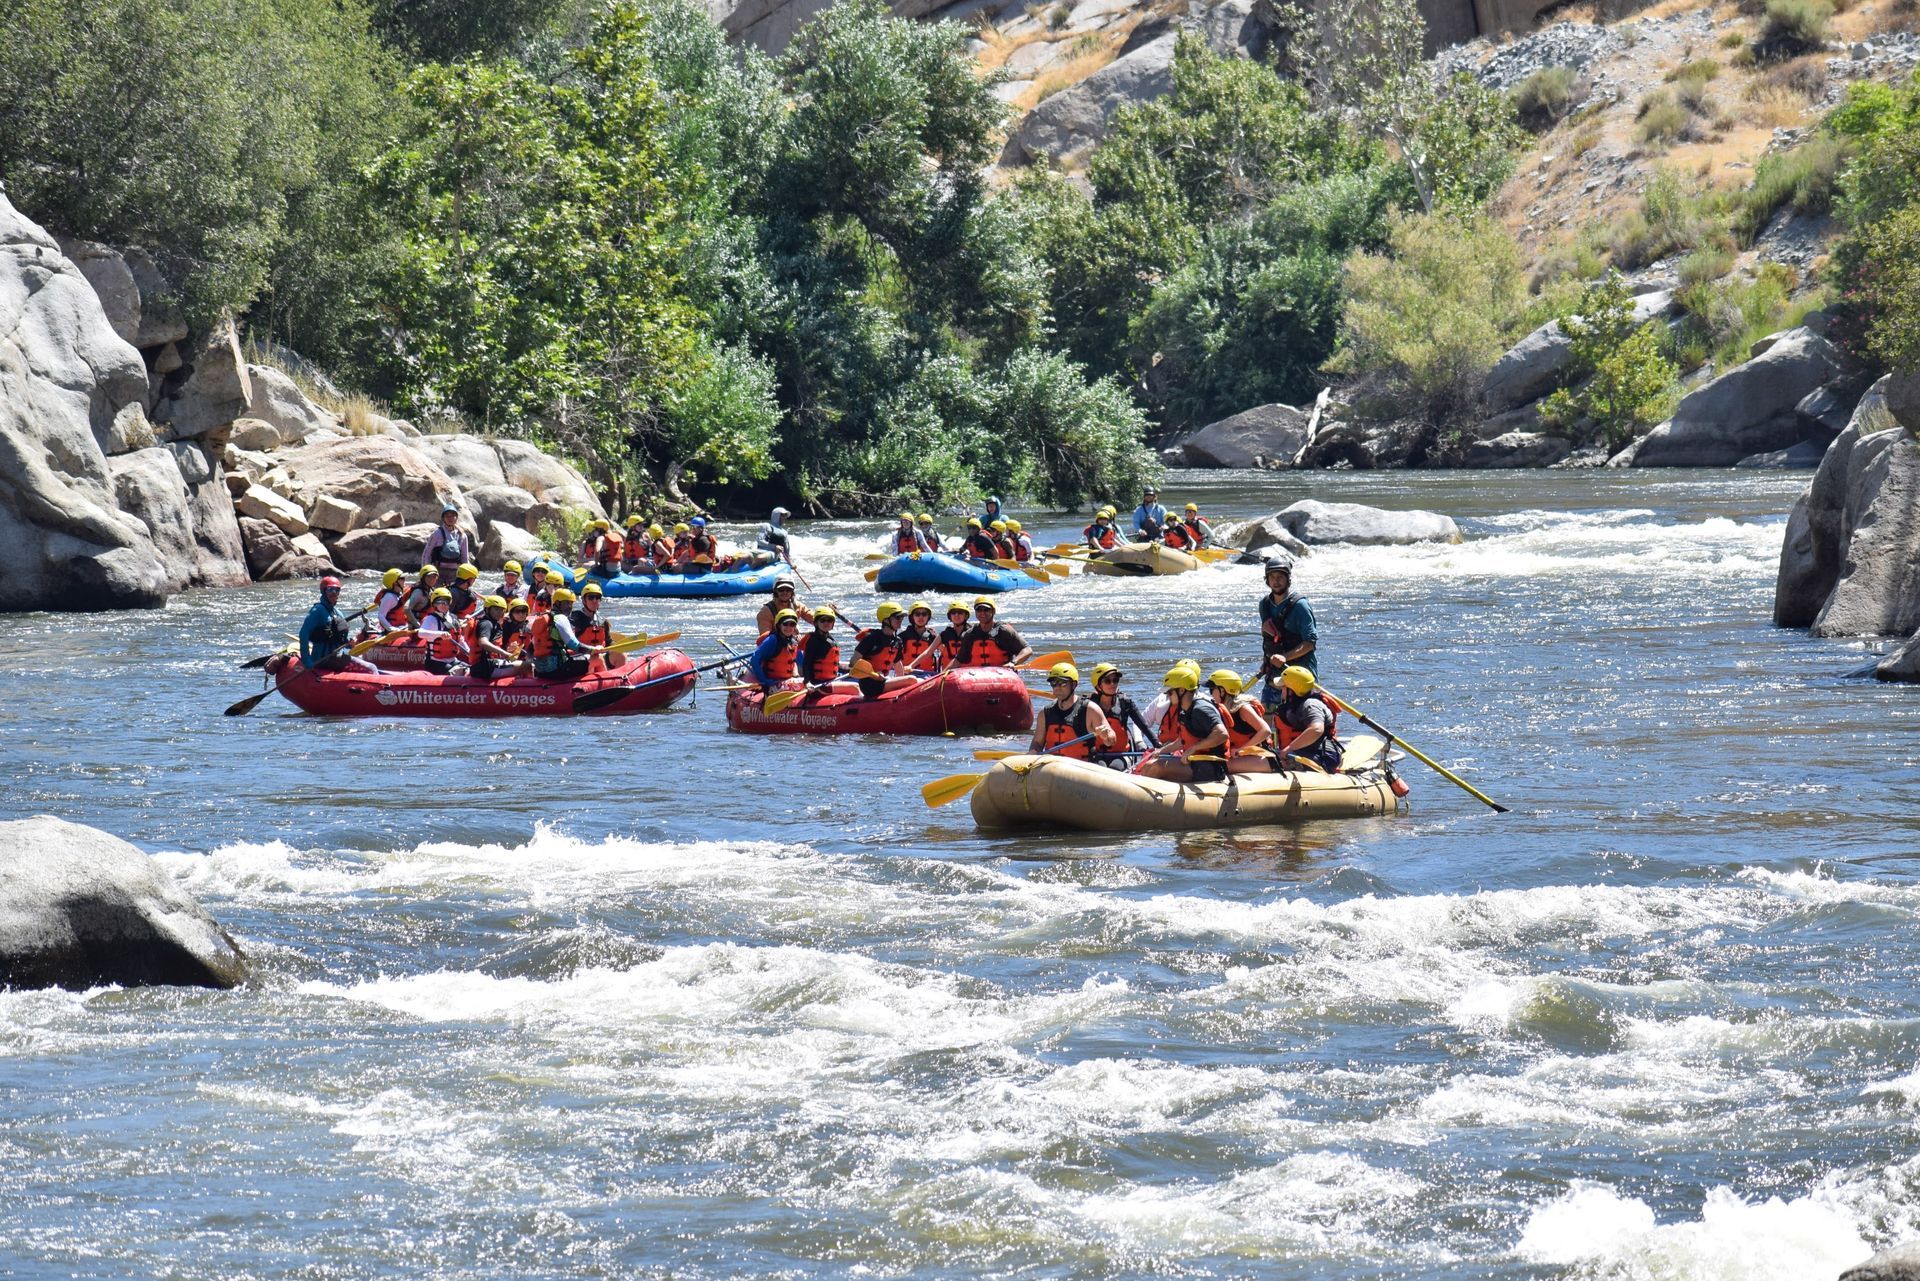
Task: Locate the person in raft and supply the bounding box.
[1258,556,1318,712]
[416,586,468,675]
[748,608,802,690]
[685,516,723,568]
[981,495,1004,527]
[887,513,931,555]
[1087,661,1153,761]
[448,563,483,619]
[571,581,620,669]
[898,601,938,671]
[1137,664,1229,783]
[1206,669,1276,776]
[526,562,555,615]
[531,587,608,680]
[300,577,379,673]
[1027,662,1114,759]
[1271,665,1345,774]
[850,603,923,698]
[402,564,441,624]
[466,596,523,680]
[422,503,472,581]
[1006,519,1034,563]
[755,576,814,636]
[934,601,972,668]
[1084,507,1121,550]
[621,516,653,573]
[371,567,409,634]
[1161,503,1213,551]
[495,561,525,604]
[959,597,1032,667]
[757,506,794,562]
[581,518,621,577]
[915,513,944,552]
[1131,486,1168,541]
[959,518,999,561]
[503,599,532,660]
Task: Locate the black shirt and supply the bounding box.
[962,622,1025,665]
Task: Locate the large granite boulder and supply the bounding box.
[168,441,249,586]
[0,191,172,611]
[1167,402,1310,468]
[229,364,336,451]
[1810,428,1920,638]
[1481,291,1674,415]
[1879,630,1920,683]
[1463,430,1574,467]
[1295,418,1428,470]
[53,236,186,350]
[1004,32,1177,164]
[1223,515,1312,561]
[493,439,603,517]
[415,434,509,492]
[1773,378,1895,628]
[1842,1242,1920,1280]
[1275,499,1462,545]
[1633,328,1841,467]
[108,447,201,593]
[0,816,246,991]
[328,522,440,572]
[151,317,251,443]
[479,519,545,571]
[272,436,463,526]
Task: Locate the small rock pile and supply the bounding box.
[1436,21,1623,90]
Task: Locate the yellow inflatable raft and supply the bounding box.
[969,753,1404,831]
[1079,542,1204,576]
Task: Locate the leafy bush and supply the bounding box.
[1514,66,1578,131]
[1843,202,1920,372]
[1328,211,1527,424]
[1733,134,1845,241]
[1610,168,1715,267]
[1755,0,1833,62]
[1678,244,1736,288]
[1675,261,1801,370]
[1540,273,1679,450]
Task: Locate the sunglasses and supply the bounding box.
[779,620,798,627]
[1048,677,1073,687]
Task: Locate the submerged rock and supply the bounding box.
[1841,1242,1920,1281]
[1274,499,1462,546]
[0,816,246,991]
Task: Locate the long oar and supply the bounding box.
[223,688,276,717]
[921,731,1101,809]
[573,653,736,714]
[762,684,821,714]
[606,630,681,654]
[1017,650,1072,672]
[349,626,419,657]
[1320,689,1508,813]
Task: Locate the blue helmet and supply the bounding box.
[690,516,707,527]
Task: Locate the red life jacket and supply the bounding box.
[572,608,611,648]
[801,632,839,682]
[1163,523,1194,550]
[760,634,798,681]
[962,532,997,559]
[422,613,461,661]
[853,628,898,676]
[379,590,409,628]
[893,528,920,553]
[993,535,1016,560]
[1013,535,1033,563]
[1273,692,1339,750]
[962,624,1017,667]
[1085,523,1118,549]
[1040,698,1095,759]
[1159,698,1210,753]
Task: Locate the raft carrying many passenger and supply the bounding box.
[262,649,696,717]
[872,553,1045,595]
[727,667,1034,736]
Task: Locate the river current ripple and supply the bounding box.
[3,469,1918,1280]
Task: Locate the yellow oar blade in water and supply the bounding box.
[921,772,985,808]
[973,749,1024,761]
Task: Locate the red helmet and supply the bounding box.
[320,576,343,590]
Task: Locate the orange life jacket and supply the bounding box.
[1012,535,1033,563]
[1273,692,1339,750]
[760,634,798,681]
[572,608,610,648]
[993,535,1016,560]
[801,632,839,682]
[961,624,1017,667]
[1093,694,1134,754]
[1159,698,1210,753]
[1040,697,1095,759]
[938,624,967,665]
[1085,523,1118,549]
[531,613,562,660]
[893,528,920,553]
[1163,523,1194,550]
[963,532,998,559]
[900,625,935,670]
[379,590,409,628]
[1223,699,1267,757]
[528,585,551,616]
[853,627,898,676]
[421,613,461,661]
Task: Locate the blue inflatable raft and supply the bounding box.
[872,553,1042,594]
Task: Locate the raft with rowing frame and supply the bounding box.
[968,753,1403,831]
[1078,542,1204,577]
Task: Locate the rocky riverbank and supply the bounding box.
[3,188,605,613]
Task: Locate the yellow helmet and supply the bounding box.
[917,513,933,524]
[1281,665,1317,695]
[899,512,915,522]
[529,562,550,576]
[990,520,1007,532]
[593,519,610,531]
[1184,502,1199,513]
[673,523,690,534]
[382,568,404,588]
[1097,506,1116,520]
[419,564,438,578]
[908,600,932,617]
[1174,658,1201,675]
[875,602,906,623]
[947,600,970,617]
[1006,519,1022,532]
[429,586,452,602]
[483,594,507,610]
[1089,661,1123,684]
[773,608,798,625]
[966,517,982,529]
[580,581,604,597]
[503,560,522,575]
[551,587,577,605]
[1163,665,1199,691]
[456,563,479,581]
[813,605,837,622]
[973,596,996,612]
[626,514,645,527]
[648,524,664,538]
[1047,661,1079,684]
[1207,669,1242,695]
[508,598,529,612]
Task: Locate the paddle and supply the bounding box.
[1319,689,1508,813]
[222,689,275,717]
[606,630,682,654]
[350,626,418,657]
[981,557,1053,584]
[1017,650,1073,672]
[573,653,737,713]
[921,730,1101,808]
[762,684,821,714]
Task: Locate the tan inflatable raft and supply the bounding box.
[1079,542,1204,576]
[969,753,1404,831]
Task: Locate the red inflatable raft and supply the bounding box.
[264,649,696,717]
[726,667,1034,736]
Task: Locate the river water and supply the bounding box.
[3,468,1918,1280]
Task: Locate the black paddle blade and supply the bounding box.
[239,653,275,669]
[223,690,273,717]
[573,685,634,714]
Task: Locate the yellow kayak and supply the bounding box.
[969,751,1404,831]
[1079,542,1204,576]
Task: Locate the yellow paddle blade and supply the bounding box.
[864,553,894,561]
[921,772,985,808]
[863,566,883,582]
[1041,562,1071,577]
[847,658,877,680]
[972,749,1024,761]
[1190,547,1233,563]
[1017,650,1073,672]
[763,687,808,714]
[349,628,414,657]
[606,631,683,654]
[1339,734,1388,772]
[1019,564,1050,583]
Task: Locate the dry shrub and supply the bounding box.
[1754,0,1832,62]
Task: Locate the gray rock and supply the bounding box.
[1633,328,1841,467]
[329,522,440,572]
[1482,292,1676,415]
[479,520,545,572]
[1296,418,1427,469]
[1884,368,1920,442]
[1225,515,1312,561]
[1796,383,1857,441]
[171,441,249,588]
[240,364,336,449]
[0,191,171,612]
[152,317,252,442]
[54,237,142,348]
[1170,402,1310,468]
[1004,32,1176,164]
[466,483,539,530]
[1552,445,1611,468]
[0,816,245,991]
[1773,377,1895,627]
[1275,499,1463,545]
[1466,400,1545,441]
[1878,630,1920,683]
[415,434,509,493]
[1840,1241,1920,1280]
[272,436,463,527]
[1464,430,1574,467]
[239,516,295,580]
[1735,440,1827,469]
[108,447,201,593]
[1811,427,1920,638]
[262,550,336,580]
[492,438,603,516]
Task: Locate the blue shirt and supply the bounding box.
[748,632,793,687]
[299,601,350,665]
[1259,592,1319,680]
[1132,502,1168,536]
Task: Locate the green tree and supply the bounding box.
[1540,275,1679,450]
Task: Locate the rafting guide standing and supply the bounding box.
[1258,557,1317,713]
